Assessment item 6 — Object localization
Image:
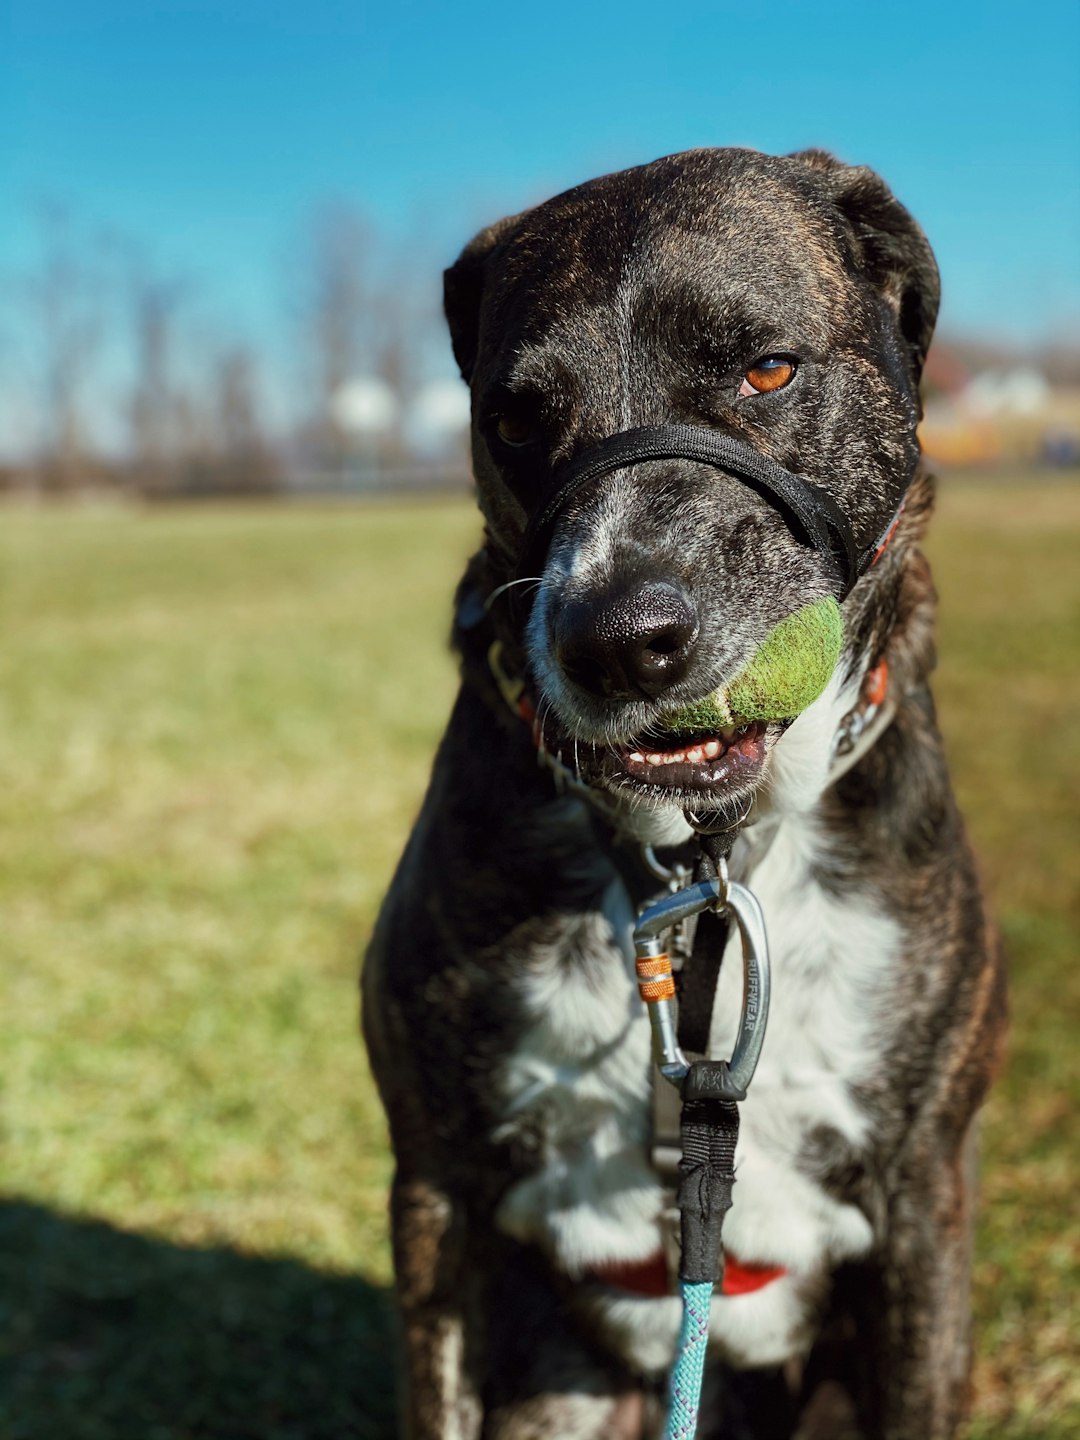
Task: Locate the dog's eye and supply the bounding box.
[738,356,797,398]
[494,413,537,448]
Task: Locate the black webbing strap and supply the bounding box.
[677,829,734,1057]
[677,1095,739,1284]
[519,423,867,600]
[672,826,743,1285]
[677,904,729,1058]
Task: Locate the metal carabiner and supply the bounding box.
[632,858,770,1100]
[640,843,692,890]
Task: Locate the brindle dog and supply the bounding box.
[363,148,1006,1439]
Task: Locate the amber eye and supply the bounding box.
[494,413,536,447]
[739,356,797,398]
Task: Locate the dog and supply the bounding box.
[363,147,1007,1439]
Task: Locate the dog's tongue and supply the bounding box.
[659,596,844,732]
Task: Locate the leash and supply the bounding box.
[631,659,895,1440]
[633,829,768,1440]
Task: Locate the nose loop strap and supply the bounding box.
[518,423,865,601]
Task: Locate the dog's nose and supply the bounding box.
[555,580,699,700]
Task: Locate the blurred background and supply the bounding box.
[2,3,1077,1438]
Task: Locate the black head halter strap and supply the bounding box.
[519,423,903,602]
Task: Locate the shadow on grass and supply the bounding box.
[0,1199,398,1440]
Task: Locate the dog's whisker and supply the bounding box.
[485,576,544,610]
[534,693,556,759]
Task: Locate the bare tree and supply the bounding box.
[26,203,106,492]
[9,194,458,495]
[213,347,279,494]
[128,272,187,495]
[287,202,459,484]
[293,202,373,479]
[369,234,436,468]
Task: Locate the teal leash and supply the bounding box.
[661,1089,739,1437]
[632,849,771,1440]
[665,1280,714,1439]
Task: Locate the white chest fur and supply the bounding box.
[492,794,901,1369]
[712,815,895,1274]
[493,877,662,1273]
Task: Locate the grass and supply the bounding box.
[0,480,1077,1437]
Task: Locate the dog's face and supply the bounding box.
[446,148,938,817]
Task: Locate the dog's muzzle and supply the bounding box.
[512,422,913,807]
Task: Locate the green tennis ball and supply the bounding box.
[660,596,844,731]
[727,596,844,721]
[658,692,735,734]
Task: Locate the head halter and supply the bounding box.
[518,423,910,602]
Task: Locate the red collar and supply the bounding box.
[589,1249,786,1298]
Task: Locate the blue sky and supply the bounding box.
[2,0,1079,406]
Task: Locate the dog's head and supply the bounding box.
[445,148,938,819]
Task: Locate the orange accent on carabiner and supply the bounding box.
[638,976,677,1001]
[635,954,672,979]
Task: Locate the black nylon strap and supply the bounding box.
[520,423,862,598]
[673,828,743,1284]
[676,828,736,1057]
[677,1094,739,1284]
[677,909,728,1057]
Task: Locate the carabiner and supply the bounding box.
[640,843,692,890]
[632,859,770,1100]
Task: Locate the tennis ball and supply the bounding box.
[660,596,844,731]
[658,692,736,734]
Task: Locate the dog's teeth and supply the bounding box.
[631,733,730,768]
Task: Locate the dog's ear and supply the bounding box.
[443,214,521,384]
[790,150,940,382]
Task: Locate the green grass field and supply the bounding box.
[1,481,1077,1438]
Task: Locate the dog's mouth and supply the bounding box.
[565,718,770,808]
[624,720,767,785]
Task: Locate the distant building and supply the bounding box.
[920,342,1080,467]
